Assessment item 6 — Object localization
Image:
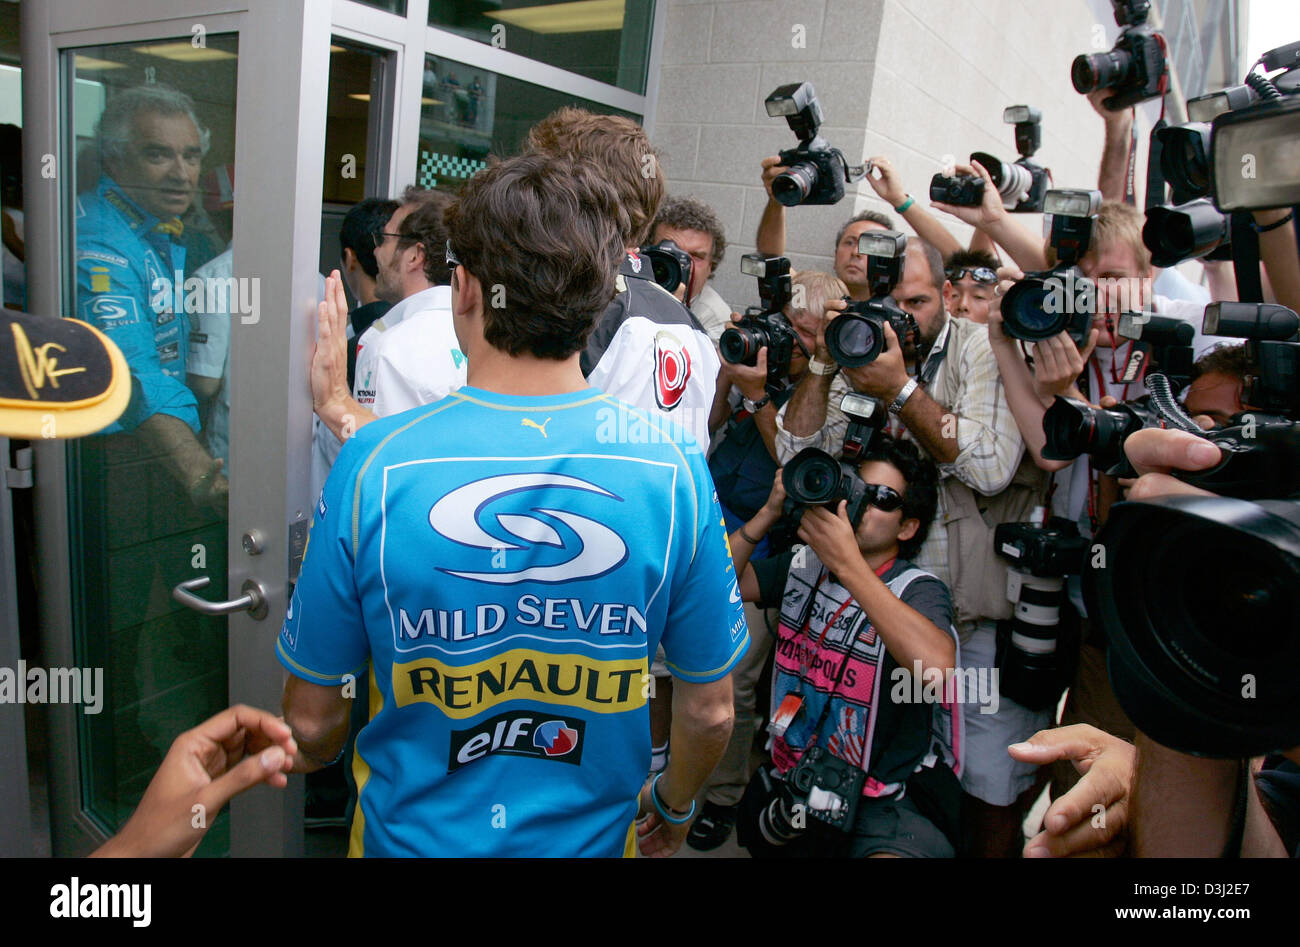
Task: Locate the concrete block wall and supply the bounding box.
[650,0,1167,310]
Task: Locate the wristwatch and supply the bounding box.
[742,393,772,413]
[889,377,919,415]
[807,356,837,376]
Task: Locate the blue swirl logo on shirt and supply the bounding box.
[428,473,628,584]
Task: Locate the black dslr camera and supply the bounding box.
[765,82,861,207]
[993,518,1088,711]
[824,230,916,368]
[753,746,866,845]
[782,393,888,528]
[1000,189,1100,344]
[1071,0,1168,111]
[638,239,694,305]
[970,105,1050,213]
[929,172,985,207]
[720,254,805,390]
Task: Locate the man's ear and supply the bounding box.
[340,247,357,271]
[453,265,483,317]
[941,280,957,310]
[897,516,919,545]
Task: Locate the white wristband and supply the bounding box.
[889,377,919,414]
[808,356,837,376]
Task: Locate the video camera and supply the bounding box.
[1078,302,1300,756]
[719,254,806,390]
[782,393,889,528]
[823,230,917,368]
[1071,0,1168,111]
[931,106,1050,214]
[1000,189,1101,344]
[765,82,863,207]
[1144,40,1300,265]
[638,239,694,305]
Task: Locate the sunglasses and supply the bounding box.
[863,483,904,512]
[446,240,460,269]
[946,266,998,285]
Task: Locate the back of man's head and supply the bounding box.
[446,153,624,360]
[525,107,663,247]
[399,186,454,286]
[340,197,400,278]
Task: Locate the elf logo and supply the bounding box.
[448,710,586,771]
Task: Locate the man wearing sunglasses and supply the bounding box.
[943,250,1002,325]
[728,436,962,857]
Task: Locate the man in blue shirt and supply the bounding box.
[76,83,225,507]
[280,153,744,857]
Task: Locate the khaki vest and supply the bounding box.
[927,317,1050,626]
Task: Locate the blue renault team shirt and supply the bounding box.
[278,386,748,857]
[75,177,198,433]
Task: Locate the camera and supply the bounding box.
[969,105,1051,213]
[994,518,1089,711]
[929,172,984,207]
[1071,0,1168,111]
[720,254,805,389]
[765,82,860,207]
[1041,393,1159,473]
[1086,488,1300,758]
[782,393,888,527]
[754,747,866,844]
[824,230,916,368]
[1115,312,1196,386]
[1000,189,1101,343]
[638,239,694,305]
[1083,297,1300,758]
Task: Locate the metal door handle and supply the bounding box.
[172,576,269,621]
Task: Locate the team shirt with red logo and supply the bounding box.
[580,252,719,452]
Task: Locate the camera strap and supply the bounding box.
[916,319,951,389]
[1230,213,1265,303]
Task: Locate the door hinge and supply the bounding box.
[4,447,33,490]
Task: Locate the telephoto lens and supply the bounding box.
[824,308,887,367]
[782,448,843,507]
[1041,395,1150,468]
[719,323,767,366]
[1143,199,1230,267]
[773,162,819,207]
[1071,47,1132,95]
[970,151,1034,203]
[1087,493,1300,757]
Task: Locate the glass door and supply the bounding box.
[26,0,338,857]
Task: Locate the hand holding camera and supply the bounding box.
[930,160,1007,230]
[796,500,865,581]
[841,319,910,402]
[1030,329,1099,404]
[719,311,772,404]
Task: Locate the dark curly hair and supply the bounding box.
[444,153,625,360]
[858,435,939,561]
[651,195,727,273]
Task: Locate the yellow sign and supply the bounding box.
[392,648,647,719]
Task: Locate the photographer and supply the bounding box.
[729,438,962,857]
[944,249,1002,324]
[687,270,846,850]
[650,195,732,344]
[777,237,1055,856]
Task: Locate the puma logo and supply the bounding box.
[521,417,551,438]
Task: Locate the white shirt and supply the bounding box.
[352,285,465,417]
[690,283,732,345]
